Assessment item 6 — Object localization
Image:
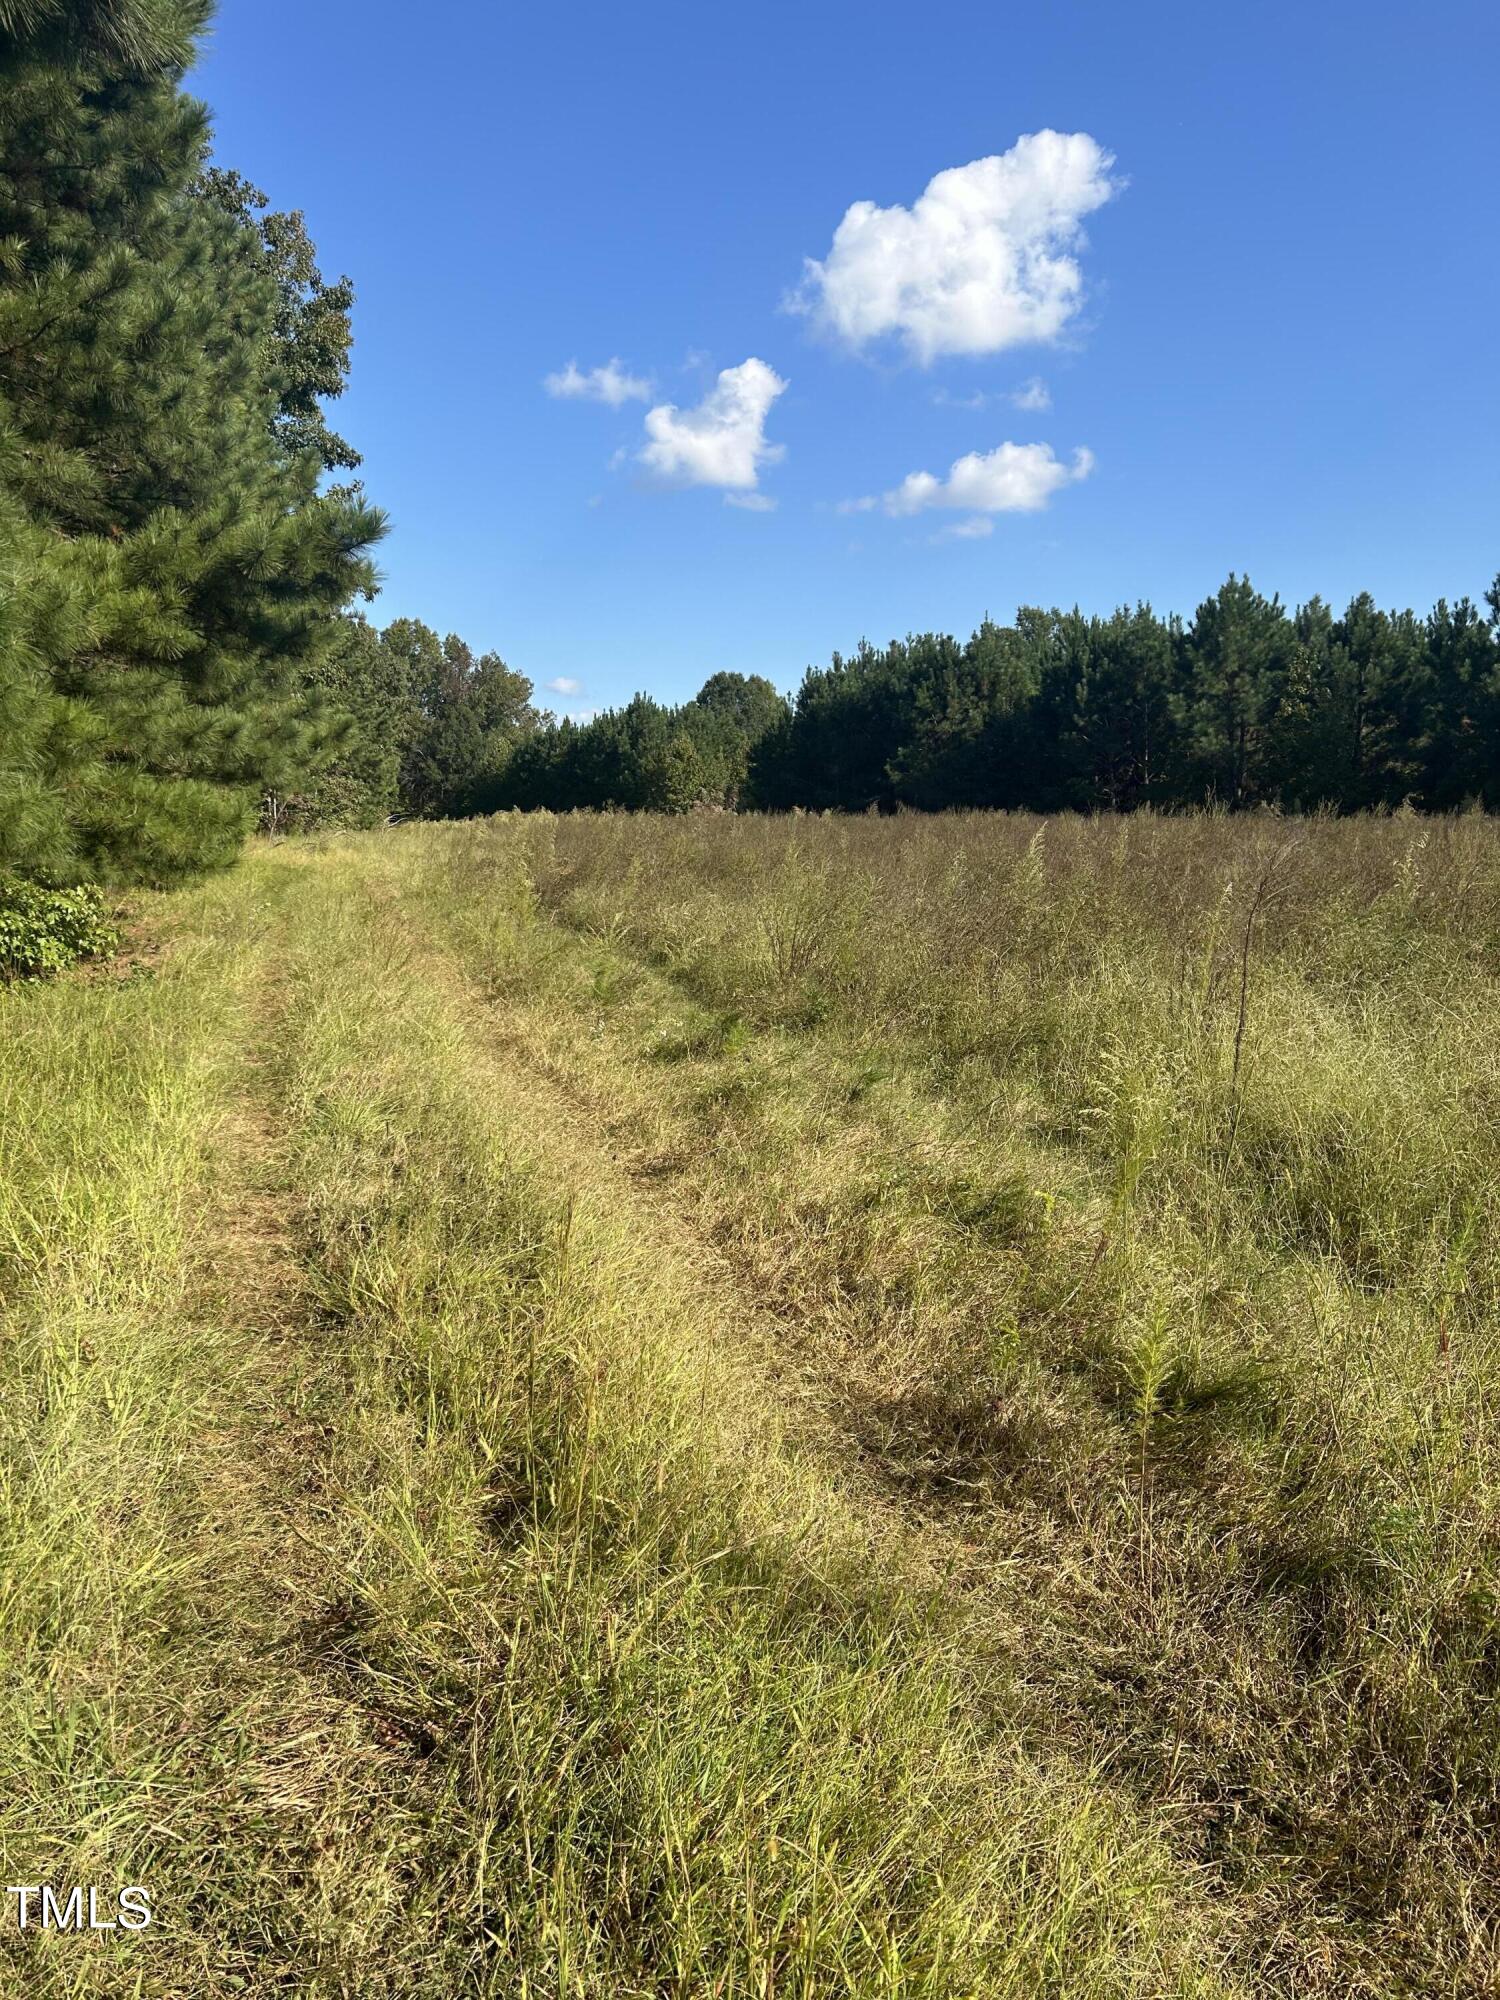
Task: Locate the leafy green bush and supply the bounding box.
[0,877,120,981]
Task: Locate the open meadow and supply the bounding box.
[3,0,1496,1990]
[2,810,1497,1996]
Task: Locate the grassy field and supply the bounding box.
[1,811,1496,1997]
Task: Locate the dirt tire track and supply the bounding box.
[152,969,424,1996]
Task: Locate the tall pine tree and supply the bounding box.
[0,0,383,885]
[1175,576,1292,806]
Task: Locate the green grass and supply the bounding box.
[2,810,1496,1994]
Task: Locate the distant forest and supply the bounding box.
[310,574,1500,826]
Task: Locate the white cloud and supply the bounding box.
[835,494,878,515]
[545,676,581,695]
[791,131,1119,363]
[932,379,1051,411]
[637,358,787,491]
[852,441,1094,519]
[544,357,651,405]
[725,490,777,512]
[938,515,996,540]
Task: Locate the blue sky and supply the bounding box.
[193,0,1499,715]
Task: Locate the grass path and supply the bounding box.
[0,840,1230,1996]
[0,877,426,1995]
[6,823,1494,1994]
[278,839,1236,1997]
[164,1040,423,1990]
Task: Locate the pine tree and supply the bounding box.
[282,614,415,828]
[0,0,193,70]
[1018,606,1179,810]
[1424,596,1499,807]
[1175,576,1293,806]
[1259,597,1346,807]
[890,627,1020,808]
[0,0,383,885]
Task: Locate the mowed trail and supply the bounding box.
[10,824,1489,1996]
[0,871,446,1997]
[1,840,1238,1997]
[379,819,1497,2000]
[167,1056,433,1984]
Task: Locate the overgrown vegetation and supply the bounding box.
[418,807,1500,1994]
[0,826,1232,1997]
[1,811,1496,1994]
[0,874,118,979]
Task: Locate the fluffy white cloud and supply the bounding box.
[791,131,1118,363]
[545,676,581,695]
[856,441,1094,518]
[637,358,787,491]
[544,358,651,405]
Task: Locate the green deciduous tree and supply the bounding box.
[391,621,539,818]
[280,614,411,828]
[195,167,360,473]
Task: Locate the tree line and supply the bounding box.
[740,578,1500,814]
[285,618,787,825]
[372,575,1500,821]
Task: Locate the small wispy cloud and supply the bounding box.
[846,440,1094,520]
[545,676,581,696]
[725,490,777,512]
[544,357,652,406]
[934,514,996,540]
[932,376,1052,413]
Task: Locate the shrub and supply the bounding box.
[0,876,120,981]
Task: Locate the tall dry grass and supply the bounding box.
[0,831,1241,1996]
[410,806,1500,1994]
